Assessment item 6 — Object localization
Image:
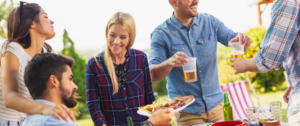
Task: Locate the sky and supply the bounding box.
[0,0,273,52]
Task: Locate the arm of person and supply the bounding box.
[143,53,155,105]
[231,1,300,74]
[1,52,75,122]
[211,15,238,47]
[211,15,251,51]
[230,58,260,73]
[144,108,176,126]
[149,31,188,82]
[85,59,107,126]
[283,86,292,103]
[252,1,300,73]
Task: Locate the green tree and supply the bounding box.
[152,78,167,96]
[61,29,86,104]
[0,0,14,39]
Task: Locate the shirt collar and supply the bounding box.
[125,49,132,58]
[170,13,199,29]
[35,99,56,106]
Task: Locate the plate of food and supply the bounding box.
[137,95,195,117]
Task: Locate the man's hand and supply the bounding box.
[230,58,249,73]
[148,108,176,126]
[102,124,106,126]
[283,86,292,103]
[168,52,188,67]
[229,33,251,51]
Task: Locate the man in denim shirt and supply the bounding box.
[149,0,251,125]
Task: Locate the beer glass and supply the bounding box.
[229,42,244,60]
[258,104,271,126]
[182,57,197,82]
[270,101,282,121]
[245,107,256,122]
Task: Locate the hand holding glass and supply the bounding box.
[182,57,197,82]
[229,42,244,61]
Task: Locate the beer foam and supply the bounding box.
[183,70,196,72]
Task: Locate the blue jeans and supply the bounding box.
[0,118,24,126]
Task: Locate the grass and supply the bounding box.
[76,91,288,126]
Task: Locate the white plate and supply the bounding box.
[137,98,195,117]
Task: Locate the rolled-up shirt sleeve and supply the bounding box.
[211,15,238,46]
[254,0,300,73]
[149,30,168,67]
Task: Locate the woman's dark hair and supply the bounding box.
[1,3,52,57]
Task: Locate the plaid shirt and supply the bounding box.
[85,49,155,126]
[254,0,300,118]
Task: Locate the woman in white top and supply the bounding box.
[0,2,75,126]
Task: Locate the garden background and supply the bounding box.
[0,0,289,125]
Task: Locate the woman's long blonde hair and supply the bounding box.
[95,12,136,95]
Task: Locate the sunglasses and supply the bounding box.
[19,1,27,23]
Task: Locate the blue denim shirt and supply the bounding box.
[149,13,238,114]
[21,100,77,126]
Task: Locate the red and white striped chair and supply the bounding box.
[220,78,260,120]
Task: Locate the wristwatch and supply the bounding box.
[141,121,154,126]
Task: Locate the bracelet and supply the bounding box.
[141,121,154,126]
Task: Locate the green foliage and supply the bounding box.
[152,78,168,96]
[0,0,15,39]
[75,102,90,119]
[217,27,286,93]
[61,29,86,104]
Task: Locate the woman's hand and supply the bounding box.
[42,104,76,122]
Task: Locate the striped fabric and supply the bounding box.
[220,81,254,120]
[0,42,33,121]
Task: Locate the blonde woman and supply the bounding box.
[85,12,155,126]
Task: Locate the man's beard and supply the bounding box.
[60,84,77,108]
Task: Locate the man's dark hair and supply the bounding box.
[24,53,74,99]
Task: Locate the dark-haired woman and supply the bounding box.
[0,2,75,125]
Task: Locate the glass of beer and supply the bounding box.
[229,42,244,64]
[182,57,197,82]
[258,104,271,126]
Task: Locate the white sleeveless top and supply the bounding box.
[0,42,33,121]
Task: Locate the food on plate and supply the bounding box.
[138,95,194,114]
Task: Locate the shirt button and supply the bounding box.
[192,44,194,46]
[199,71,201,72]
[125,97,127,100]
[202,41,204,43]
[123,88,126,90]
[202,84,204,86]
[183,48,184,49]
[203,96,205,98]
[126,107,128,110]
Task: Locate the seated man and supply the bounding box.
[22,53,175,126]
